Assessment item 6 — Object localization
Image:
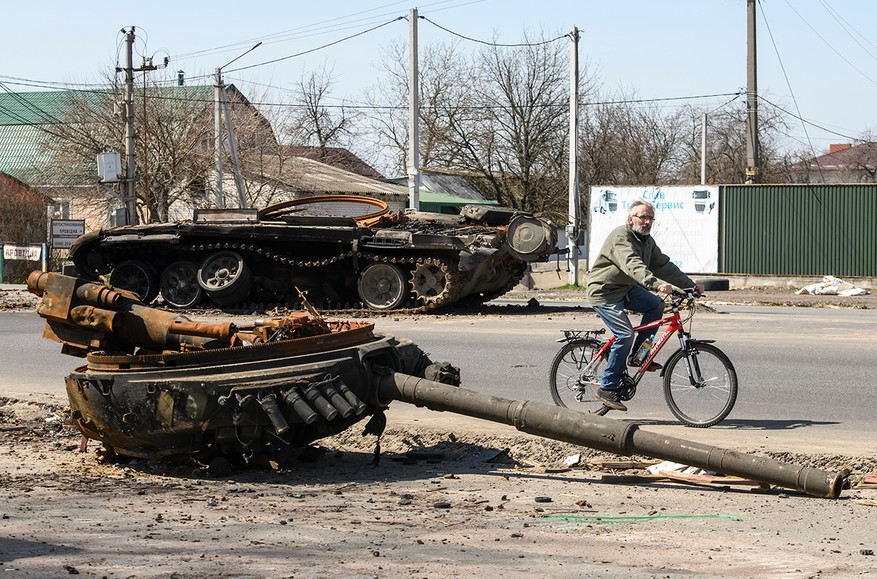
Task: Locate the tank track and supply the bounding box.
[92,242,469,314]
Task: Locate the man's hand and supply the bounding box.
[656,283,674,295]
[691,284,703,297]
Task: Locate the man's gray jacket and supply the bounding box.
[586,223,694,306]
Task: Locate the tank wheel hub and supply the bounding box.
[159,261,203,309]
[110,260,159,304]
[197,250,253,306]
[357,262,408,310]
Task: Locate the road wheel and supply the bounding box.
[159,261,203,309]
[197,251,252,306]
[109,260,159,304]
[358,262,408,310]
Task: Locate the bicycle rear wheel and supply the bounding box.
[549,340,609,415]
[663,342,737,427]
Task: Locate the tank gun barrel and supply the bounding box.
[377,371,844,499]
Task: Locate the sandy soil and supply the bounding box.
[2,397,877,579]
[2,284,877,578]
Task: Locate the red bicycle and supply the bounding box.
[549,289,738,427]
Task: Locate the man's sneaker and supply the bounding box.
[595,388,627,411]
[627,356,662,372]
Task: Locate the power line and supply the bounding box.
[818,0,877,65]
[221,17,405,77]
[420,15,567,47]
[759,0,825,180]
[783,0,877,87]
[757,94,859,142]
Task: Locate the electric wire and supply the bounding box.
[420,15,567,47]
[818,0,877,64]
[759,0,826,184]
[783,0,877,87]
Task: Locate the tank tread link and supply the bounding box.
[68,196,558,312]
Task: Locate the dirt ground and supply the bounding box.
[2,284,877,578]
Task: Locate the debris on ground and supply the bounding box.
[795,275,871,297]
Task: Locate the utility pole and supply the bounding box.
[118,27,156,225]
[567,26,580,286]
[122,28,138,225]
[214,68,225,208]
[701,112,708,185]
[745,0,760,183]
[407,8,421,211]
[221,89,247,208]
[214,42,261,209]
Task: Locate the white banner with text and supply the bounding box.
[588,186,719,274]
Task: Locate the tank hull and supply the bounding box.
[68,199,558,311]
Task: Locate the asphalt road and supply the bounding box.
[362,303,876,457]
[4,302,875,458]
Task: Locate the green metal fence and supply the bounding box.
[720,184,877,277]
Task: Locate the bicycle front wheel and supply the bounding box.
[663,342,738,427]
[549,340,609,416]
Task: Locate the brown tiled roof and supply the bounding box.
[805,142,877,170]
[283,146,384,180]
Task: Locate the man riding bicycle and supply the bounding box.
[586,200,698,411]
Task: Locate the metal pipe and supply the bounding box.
[377,372,844,499]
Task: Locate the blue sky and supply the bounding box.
[3,0,877,155]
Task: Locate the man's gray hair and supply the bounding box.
[628,200,655,216]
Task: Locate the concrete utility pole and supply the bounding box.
[214,68,224,208]
[407,8,421,211]
[214,42,261,209]
[221,91,248,208]
[745,0,760,183]
[123,28,137,225]
[567,27,580,286]
[118,27,157,225]
[701,112,708,185]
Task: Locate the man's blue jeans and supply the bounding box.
[593,286,665,391]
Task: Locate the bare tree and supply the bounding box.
[676,99,790,184]
[29,69,283,223]
[282,63,358,156]
[457,34,571,217]
[361,39,472,178]
[578,89,688,188]
[33,71,217,223]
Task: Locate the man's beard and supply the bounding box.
[631,222,652,236]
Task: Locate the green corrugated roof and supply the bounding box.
[0,90,82,125]
[0,86,215,184]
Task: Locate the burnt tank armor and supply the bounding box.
[69,196,558,312]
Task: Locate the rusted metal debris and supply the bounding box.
[30,271,846,498]
[28,271,456,463]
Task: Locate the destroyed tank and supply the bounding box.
[29,270,846,498]
[68,195,558,311]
